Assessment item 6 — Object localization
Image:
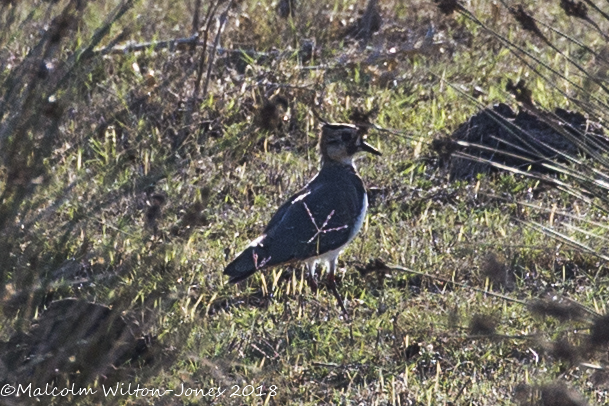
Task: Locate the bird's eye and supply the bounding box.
[341,133,351,142]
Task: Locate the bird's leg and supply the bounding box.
[306,262,318,294]
[327,260,349,316]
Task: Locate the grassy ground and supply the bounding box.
[2,0,609,404]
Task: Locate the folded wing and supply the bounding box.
[224,177,361,283]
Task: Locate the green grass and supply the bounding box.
[2,0,609,404]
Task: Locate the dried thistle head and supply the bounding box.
[469,314,497,336]
[545,338,581,365]
[539,382,588,406]
[506,79,534,106]
[482,252,515,291]
[146,193,166,228]
[434,0,462,15]
[510,5,547,42]
[346,0,382,42]
[560,0,588,20]
[588,314,609,350]
[527,299,587,322]
[256,96,288,131]
[513,383,533,405]
[276,0,295,19]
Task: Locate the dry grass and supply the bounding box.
[1,0,609,404]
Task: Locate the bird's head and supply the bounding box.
[320,123,381,165]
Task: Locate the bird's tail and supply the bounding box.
[224,246,265,283]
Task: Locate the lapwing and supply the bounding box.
[224,123,381,313]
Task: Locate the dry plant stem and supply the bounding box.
[0,5,34,50]
[458,6,609,117]
[357,122,417,141]
[191,0,202,38]
[485,192,609,232]
[95,37,276,57]
[189,0,201,54]
[581,0,609,23]
[384,263,527,306]
[433,73,557,158]
[76,0,137,63]
[193,0,221,100]
[178,0,222,146]
[440,21,599,121]
[511,98,609,208]
[504,2,609,100]
[518,219,609,263]
[453,378,471,403]
[98,28,132,56]
[534,17,609,64]
[46,0,139,113]
[96,35,203,55]
[202,0,234,100]
[522,101,609,169]
[437,73,609,211]
[540,37,609,97]
[446,18,602,138]
[582,16,608,42]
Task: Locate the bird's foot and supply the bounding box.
[306,272,318,294]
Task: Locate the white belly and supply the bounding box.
[348,192,368,244]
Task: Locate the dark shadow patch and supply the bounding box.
[0,299,161,391]
[433,102,607,179]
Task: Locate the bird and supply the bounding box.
[224,123,381,313]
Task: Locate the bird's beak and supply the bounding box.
[359,140,382,156]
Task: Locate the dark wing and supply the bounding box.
[224,176,362,283]
[262,180,356,262]
[224,182,320,283]
[263,182,316,233]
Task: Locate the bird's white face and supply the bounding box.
[322,126,359,164]
[320,124,381,165]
